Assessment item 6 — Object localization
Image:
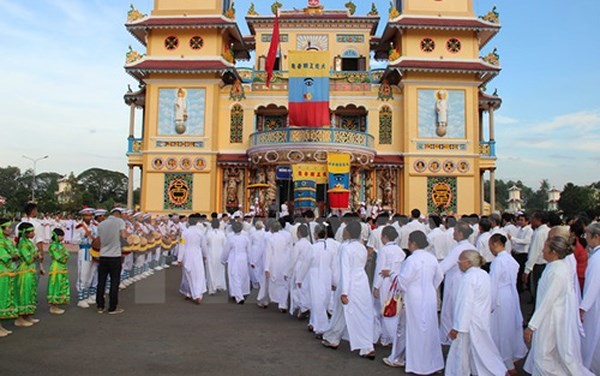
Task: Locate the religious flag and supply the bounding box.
[327,153,351,209]
[292,163,328,184]
[288,50,330,127]
[265,13,280,88]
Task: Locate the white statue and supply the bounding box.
[174,88,188,134]
[435,89,448,137]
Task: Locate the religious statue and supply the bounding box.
[435,89,448,137]
[266,166,277,203]
[364,171,373,203]
[379,169,396,209]
[174,88,188,134]
[225,168,242,210]
[351,168,361,210]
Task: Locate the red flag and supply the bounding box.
[265,13,280,88]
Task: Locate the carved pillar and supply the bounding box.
[489,107,495,141]
[127,165,134,209]
[490,169,496,213]
[129,103,136,138]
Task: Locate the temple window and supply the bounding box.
[255,104,288,131]
[332,104,367,132]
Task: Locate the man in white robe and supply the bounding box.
[489,234,528,373]
[204,219,227,294]
[439,221,476,345]
[296,224,337,335]
[384,230,444,373]
[221,221,251,304]
[446,250,507,376]
[321,221,375,359]
[581,223,600,374]
[180,214,208,303]
[259,221,292,311]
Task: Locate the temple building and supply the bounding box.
[123,0,502,216]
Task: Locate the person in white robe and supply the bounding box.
[296,224,337,335]
[258,221,292,311]
[373,226,405,346]
[524,236,593,376]
[488,234,528,374]
[289,224,312,318]
[581,223,600,374]
[221,221,251,304]
[476,218,493,267]
[445,249,507,376]
[384,230,444,373]
[204,219,227,295]
[439,221,476,345]
[249,220,267,289]
[321,221,376,359]
[180,214,208,303]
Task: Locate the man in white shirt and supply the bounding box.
[523,211,550,309]
[509,213,533,293]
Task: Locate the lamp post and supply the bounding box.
[22,155,49,202]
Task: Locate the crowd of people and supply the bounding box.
[0,202,599,375]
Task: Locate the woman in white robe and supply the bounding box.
[524,236,593,376]
[445,250,507,376]
[581,223,600,374]
[489,234,528,373]
[221,222,251,304]
[180,215,208,303]
[262,221,292,311]
[439,221,476,345]
[204,219,227,294]
[249,221,266,289]
[373,226,406,346]
[289,225,312,317]
[296,225,336,335]
[321,221,375,358]
[385,230,444,373]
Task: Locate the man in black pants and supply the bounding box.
[96,207,127,314]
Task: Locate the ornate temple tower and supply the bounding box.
[379,0,501,214]
[123,0,501,216]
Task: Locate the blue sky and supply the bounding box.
[0,0,598,190]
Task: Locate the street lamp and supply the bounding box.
[22,155,49,202]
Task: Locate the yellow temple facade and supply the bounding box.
[124,0,502,216]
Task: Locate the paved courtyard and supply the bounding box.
[1,254,528,375]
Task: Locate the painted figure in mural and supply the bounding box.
[225,168,241,209]
[435,89,448,137]
[379,169,396,209]
[174,88,188,134]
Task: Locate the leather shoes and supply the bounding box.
[321,339,339,350]
[360,351,376,360]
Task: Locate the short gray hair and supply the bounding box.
[587,222,600,238]
[460,250,484,267]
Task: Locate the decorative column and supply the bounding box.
[479,110,484,142]
[480,171,485,214]
[129,103,136,138]
[490,169,496,213]
[127,165,134,209]
[488,107,495,141]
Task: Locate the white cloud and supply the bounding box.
[494,114,518,125]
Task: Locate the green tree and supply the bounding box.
[35,172,62,213]
[0,166,29,213]
[559,183,596,217]
[77,168,128,208]
[524,179,550,212]
[58,172,84,213]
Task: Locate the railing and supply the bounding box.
[249,69,383,84]
[127,137,143,154]
[479,140,496,157]
[249,127,375,149]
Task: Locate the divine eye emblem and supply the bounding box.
[420,38,435,53]
[303,78,314,101]
[304,78,314,87]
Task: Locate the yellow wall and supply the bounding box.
[402,30,478,59]
[152,0,222,16]
[402,0,474,17]
[147,29,222,57]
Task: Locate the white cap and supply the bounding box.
[110,207,125,213]
[79,208,95,215]
[94,209,107,216]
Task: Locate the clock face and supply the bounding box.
[296,34,328,51]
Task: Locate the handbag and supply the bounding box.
[382,275,402,318]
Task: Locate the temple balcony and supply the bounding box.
[247,127,376,166]
[237,68,386,91]
[127,137,143,155]
[479,140,496,158]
